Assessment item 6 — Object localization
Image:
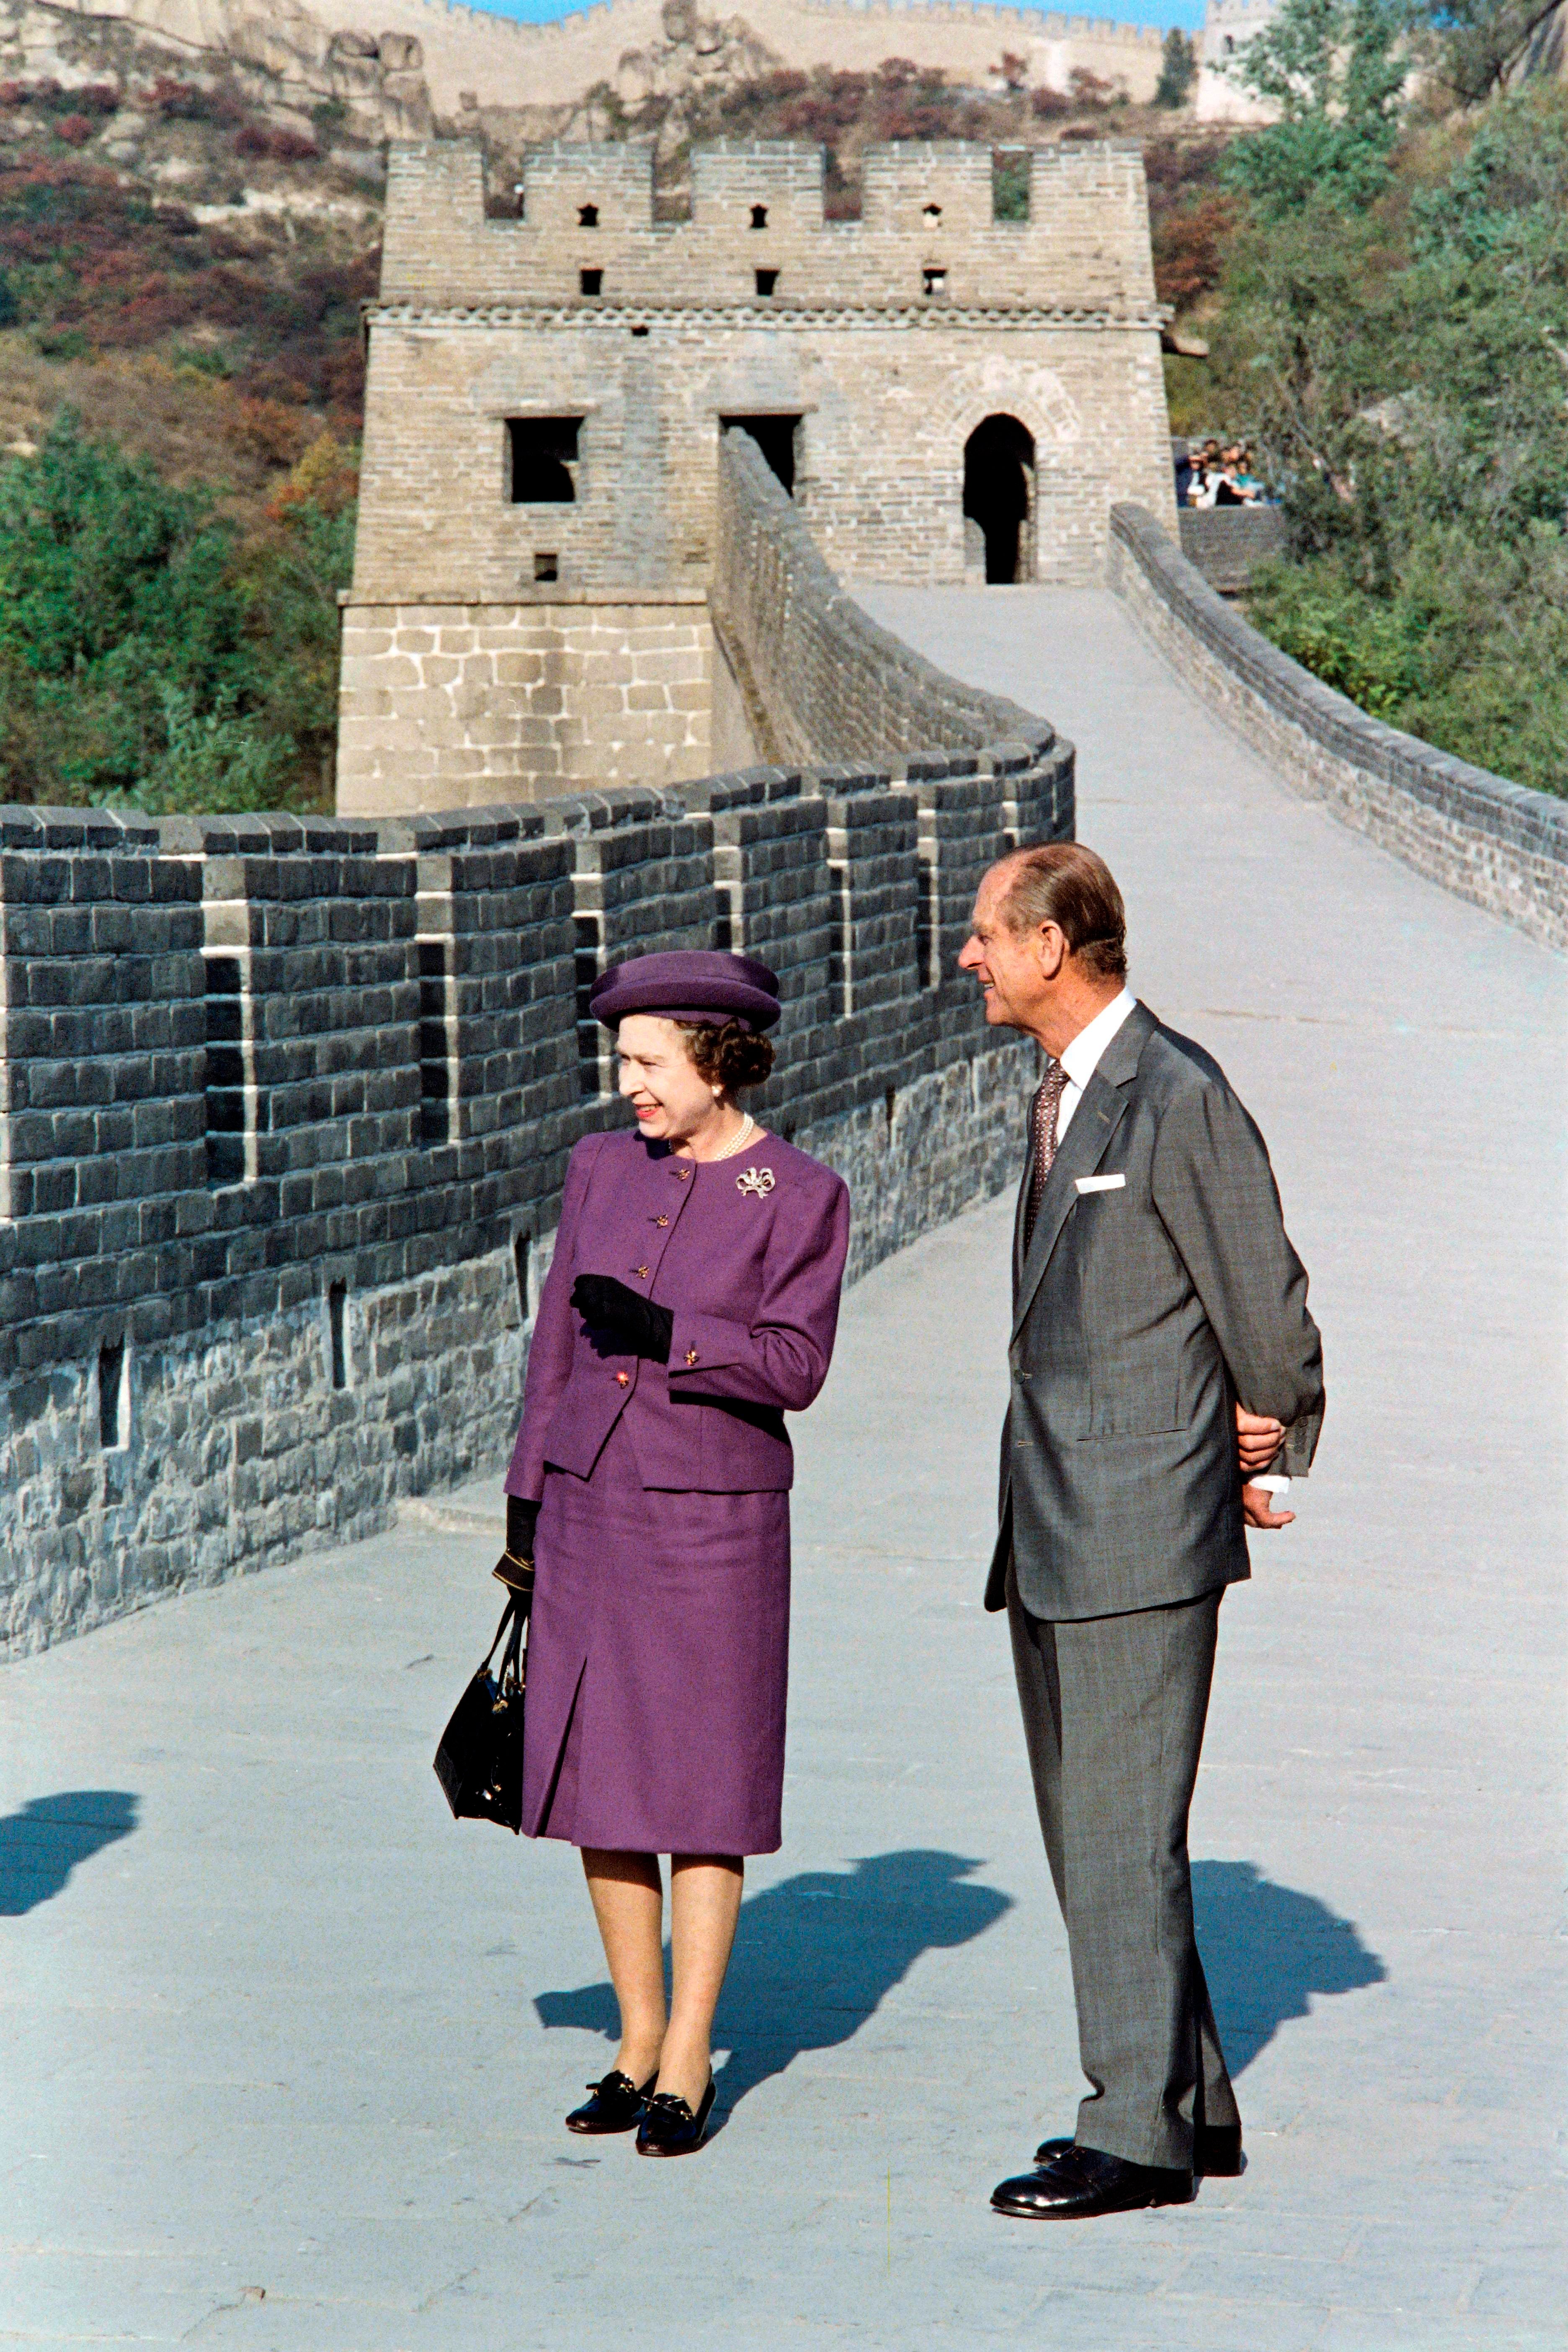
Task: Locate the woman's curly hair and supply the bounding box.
[675,1018,776,1094]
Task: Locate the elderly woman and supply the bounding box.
[498,949,850,2157]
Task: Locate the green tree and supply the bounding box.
[1221,0,1411,215]
[1155,28,1199,108]
[0,412,355,811]
[1414,0,1563,100]
[1220,85,1568,796]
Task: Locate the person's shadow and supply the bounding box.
[534,1848,1011,2117]
[1193,1858,1387,2074]
[0,1792,139,1917]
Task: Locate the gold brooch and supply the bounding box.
[737,1166,776,1198]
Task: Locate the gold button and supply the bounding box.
[615,1372,630,1387]
[632,1265,649,1279]
[654,1215,668,1228]
[685,1346,699,1367]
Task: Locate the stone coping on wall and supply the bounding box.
[338,590,713,610]
[364,303,1171,332]
[1110,502,1568,955]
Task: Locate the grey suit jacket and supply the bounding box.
[988,1002,1324,1621]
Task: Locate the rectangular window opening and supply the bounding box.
[203,949,250,1187]
[98,1336,127,1451]
[533,551,559,582]
[417,938,454,1146]
[916,853,939,991]
[513,1231,533,1325]
[328,1282,348,1392]
[574,910,606,1099]
[579,266,603,296]
[827,851,852,1019]
[992,147,1031,223]
[713,885,734,953]
[923,266,947,299]
[750,203,769,229]
[508,416,582,505]
[754,267,779,297]
[721,414,799,497]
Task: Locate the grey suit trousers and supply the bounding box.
[1007,1568,1240,2170]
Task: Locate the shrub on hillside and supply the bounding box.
[235,124,320,163]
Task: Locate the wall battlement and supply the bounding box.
[382,136,1160,311]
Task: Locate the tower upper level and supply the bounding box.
[378,137,1160,315]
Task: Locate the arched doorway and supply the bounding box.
[962,415,1035,584]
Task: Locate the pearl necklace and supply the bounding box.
[707,1113,758,1165]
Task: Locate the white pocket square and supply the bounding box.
[1075,1173,1127,1194]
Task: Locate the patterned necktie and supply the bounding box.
[1024,1061,1070,1251]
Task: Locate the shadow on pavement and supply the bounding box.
[534,1847,1012,2117]
[1194,1858,1387,2076]
[0,1791,140,1916]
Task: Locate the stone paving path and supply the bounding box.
[4,588,1565,2349]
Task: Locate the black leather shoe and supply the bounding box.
[993,2144,1192,2220]
[635,2074,716,2158]
[565,2069,657,2135]
[1033,2124,1242,2177]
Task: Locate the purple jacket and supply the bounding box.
[505,1127,851,1497]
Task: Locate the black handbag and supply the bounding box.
[433,1573,531,1835]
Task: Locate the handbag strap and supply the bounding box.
[480,1593,519,1674]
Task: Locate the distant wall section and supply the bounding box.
[1111,502,1568,954]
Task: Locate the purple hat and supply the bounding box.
[589,949,781,1033]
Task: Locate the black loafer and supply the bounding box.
[565,2068,657,2135]
[993,2144,1192,2220]
[1034,2124,1242,2177]
[635,2074,716,2158]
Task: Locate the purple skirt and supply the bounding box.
[520,1416,791,1855]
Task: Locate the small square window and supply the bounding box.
[534,551,559,581]
[580,267,603,296]
[923,202,942,222]
[630,324,650,338]
[578,203,599,226]
[923,266,947,298]
[750,204,768,229]
[755,268,779,297]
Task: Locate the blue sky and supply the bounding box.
[463,0,1207,32]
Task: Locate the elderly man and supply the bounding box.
[959,842,1324,2221]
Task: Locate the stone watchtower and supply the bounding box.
[338,135,1174,817]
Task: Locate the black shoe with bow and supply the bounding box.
[1033,2124,1241,2177]
[992,2143,1193,2220]
[635,2073,716,2158]
[565,2069,657,2135]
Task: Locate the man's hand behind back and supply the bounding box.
[1235,1404,1295,1530]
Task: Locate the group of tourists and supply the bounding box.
[487,841,1325,2219]
[1183,437,1268,507]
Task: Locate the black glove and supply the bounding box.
[571,1272,674,1365]
[494,1493,539,1592]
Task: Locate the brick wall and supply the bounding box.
[1,720,1073,1655]
[1111,503,1568,954]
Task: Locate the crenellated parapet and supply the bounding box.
[379,136,1160,312]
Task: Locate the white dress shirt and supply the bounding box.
[1053,985,1137,1145]
[1048,986,1292,1500]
